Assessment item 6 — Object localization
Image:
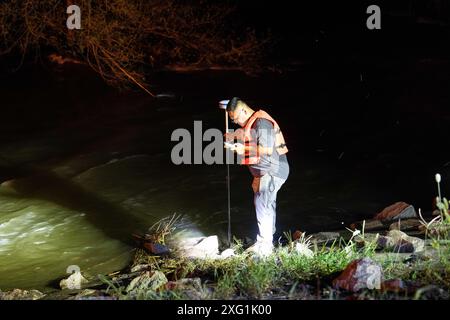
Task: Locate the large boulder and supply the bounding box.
[60,271,89,290]
[175,236,220,259]
[374,202,417,223]
[333,258,384,292]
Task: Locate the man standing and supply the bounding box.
[224,97,289,257]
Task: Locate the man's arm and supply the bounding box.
[252,119,275,155]
[225,119,274,156]
[241,144,272,155]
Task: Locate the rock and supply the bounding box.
[60,271,89,290]
[0,289,45,300]
[165,278,211,299]
[374,202,417,223]
[132,233,170,255]
[292,230,304,241]
[176,236,219,259]
[143,242,170,256]
[310,232,340,244]
[384,230,425,253]
[294,242,314,258]
[0,179,15,188]
[219,248,236,259]
[350,219,386,232]
[389,219,422,232]
[165,278,202,291]
[332,258,384,292]
[414,286,450,299]
[353,230,424,253]
[130,264,150,273]
[377,236,414,253]
[126,271,168,293]
[380,279,418,293]
[380,279,406,292]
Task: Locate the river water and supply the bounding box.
[0,60,449,290]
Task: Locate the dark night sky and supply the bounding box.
[234,1,450,60]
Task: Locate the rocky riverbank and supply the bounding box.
[1,201,449,300]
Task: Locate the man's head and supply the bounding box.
[226,97,254,127]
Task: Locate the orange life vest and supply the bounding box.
[241,110,288,165]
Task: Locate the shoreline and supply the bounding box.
[2,206,449,301]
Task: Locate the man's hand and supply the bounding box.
[223,128,245,142]
[233,143,245,155]
[224,142,245,155]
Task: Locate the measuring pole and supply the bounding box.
[219,100,232,247]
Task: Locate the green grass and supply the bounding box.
[97,202,450,300]
[103,237,376,300]
[98,236,450,300]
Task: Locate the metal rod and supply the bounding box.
[225,110,231,247]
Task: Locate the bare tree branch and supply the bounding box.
[0,0,268,93]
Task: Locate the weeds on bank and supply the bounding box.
[99,174,450,300]
[100,236,370,299]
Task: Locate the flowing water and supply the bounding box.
[0,61,449,290]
